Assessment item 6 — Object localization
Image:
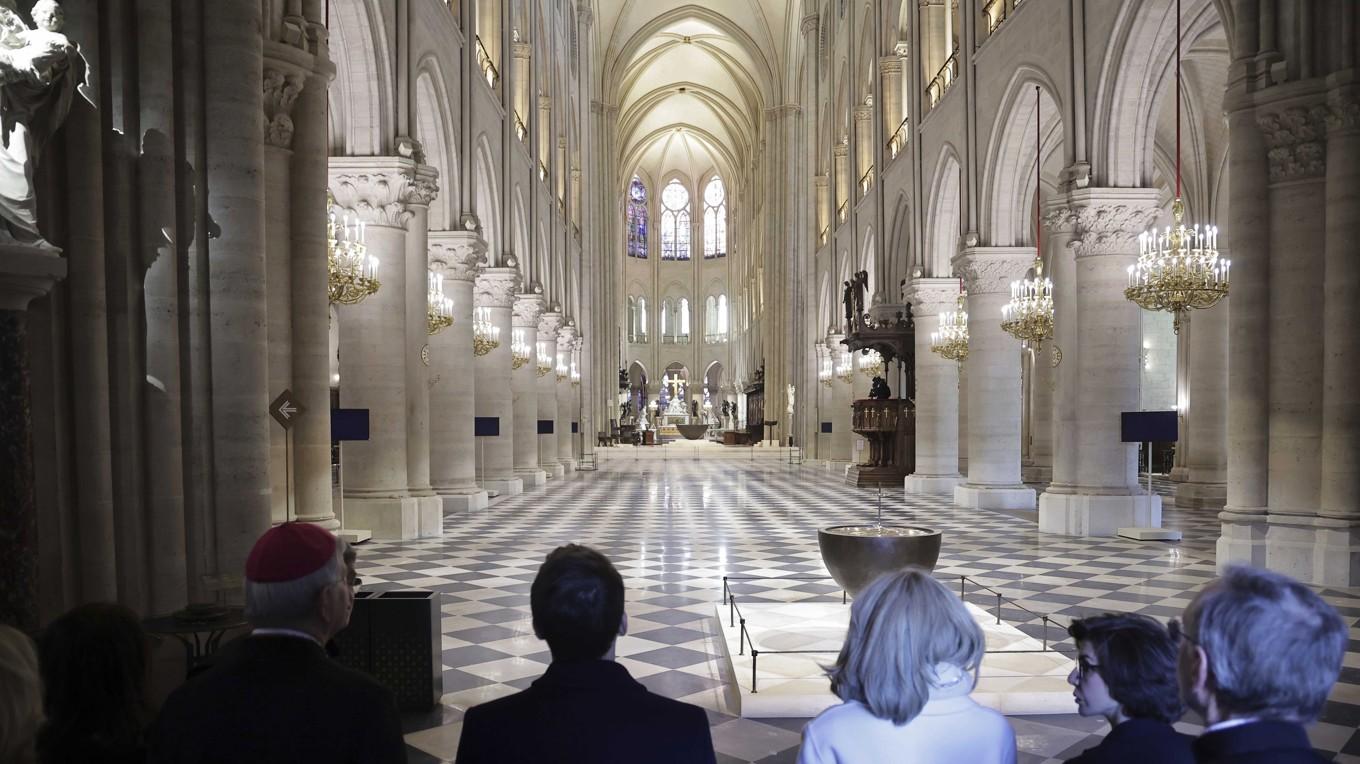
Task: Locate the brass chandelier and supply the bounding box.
[818,351,833,387]
[930,285,969,362]
[426,270,453,335]
[1124,0,1228,333]
[511,329,532,369]
[834,351,855,384]
[472,306,500,356]
[327,192,380,305]
[1001,86,1055,351]
[536,340,553,377]
[857,348,885,378]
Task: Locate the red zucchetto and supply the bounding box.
[245,522,338,583]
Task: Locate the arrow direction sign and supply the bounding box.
[270,389,306,430]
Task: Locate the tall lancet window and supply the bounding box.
[703,176,727,258]
[627,176,648,258]
[660,179,691,260]
[679,298,690,338]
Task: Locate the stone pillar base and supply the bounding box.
[295,515,341,531]
[541,462,565,478]
[517,468,548,487]
[484,477,523,496]
[1217,509,1269,570]
[1263,513,1360,587]
[343,495,443,540]
[558,457,576,472]
[437,489,489,513]
[954,484,1037,510]
[1038,492,1161,536]
[904,474,962,495]
[1174,481,1227,509]
[1022,465,1053,484]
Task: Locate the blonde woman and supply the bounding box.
[799,568,1016,764]
[0,624,43,764]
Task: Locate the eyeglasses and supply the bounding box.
[1076,656,1102,682]
[1168,618,1195,645]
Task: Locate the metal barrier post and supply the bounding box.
[1042,616,1049,652]
[751,650,759,693]
[996,591,1002,625]
[729,595,735,627]
[738,618,746,655]
[960,575,966,598]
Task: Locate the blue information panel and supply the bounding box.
[537,420,555,435]
[474,417,500,437]
[1121,411,1177,443]
[821,421,833,434]
[331,408,370,441]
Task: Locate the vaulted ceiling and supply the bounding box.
[592,1,802,191]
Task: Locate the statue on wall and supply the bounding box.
[0,0,86,245]
[842,279,854,333]
[853,270,869,326]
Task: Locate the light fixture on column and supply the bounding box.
[834,351,855,384]
[535,340,553,377]
[819,353,834,387]
[472,306,500,355]
[930,284,969,362]
[857,348,885,378]
[511,329,531,369]
[570,361,581,386]
[327,191,380,305]
[555,353,570,382]
[1123,0,1228,334]
[427,270,453,335]
[1001,86,1056,352]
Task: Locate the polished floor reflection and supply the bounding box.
[356,449,1360,764]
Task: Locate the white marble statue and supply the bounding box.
[0,0,86,245]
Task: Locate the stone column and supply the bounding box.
[1316,85,1360,583]
[854,104,874,187]
[405,167,440,538]
[428,231,489,512]
[289,58,338,529]
[557,323,579,471]
[512,291,548,486]
[952,248,1036,510]
[880,56,904,151]
[833,143,849,219]
[474,265,523,496]
[1175,305,1229,509]
[905,278,963,494]
[512,41,531,130]
[1039,191,1162,535]
[537,310,564,476]
[827,334,852,464]
[0,249,66,631]
[330,159,441,539]
[205,0,272,579]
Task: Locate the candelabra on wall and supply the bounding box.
[327,191,380,305]
[511,329,531,369]
[536,340,553,377]
[835,351,855,384]
[472,306,500,355]
[427,270,453,335]
[930,286,969,362]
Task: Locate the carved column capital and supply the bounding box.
[513,293,546,328]
[878,56,903,75]
[513,41,533,60]
[952,248,1034,295]
[558,322,579,347]
[1046,189,1161,257]
[1256,103,1329,182]
[408,164,440,207]
[329,157,430,227]
[1324,87,1360,135]
[904,277,961,317]
[263,67,304,148]
[473,267,522,308]
[538,310,565,337]
[428,230,487,283]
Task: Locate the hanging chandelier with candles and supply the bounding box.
[1001,85,1056,351]
[1124,0,1228,333]
[857,348,885,378]
[930,286,969,362]
[536,340,553,377]
[511,329,532,369]
[426,270,453,335]
[327,192,380,305]
[570,360,581,386]
[819,354,834,387]
[472,306,500,356]
[555,353,570,382]
[834,351,855,384]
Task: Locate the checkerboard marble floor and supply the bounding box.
[354,452,1360,763]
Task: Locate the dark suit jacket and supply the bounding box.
[455,659,716,764]
[1192,720,1326,764]
[147,634,407,764]
[1064,718,1194,764]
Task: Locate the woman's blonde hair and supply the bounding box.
[0,625,43,764]
[826,567,984,725]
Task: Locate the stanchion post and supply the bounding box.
[751,650,759,693]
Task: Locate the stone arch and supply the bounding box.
[512,188,532,285]
[472,134,502,263]
[327,0,392,156]
[980,67,1064,247]
[858,226,876,299]
[414,58,459,230]
[924,145,962,277]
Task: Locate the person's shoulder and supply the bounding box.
[634,686,710,725]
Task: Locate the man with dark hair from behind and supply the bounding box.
[1177,565,1346,763]
[456,544,716,763]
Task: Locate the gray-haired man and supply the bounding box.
[1176,565,1346,763]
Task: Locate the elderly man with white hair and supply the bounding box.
[1175,565,1346,764]
[148,523,407,764]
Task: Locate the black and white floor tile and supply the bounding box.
[353,450,1360,763]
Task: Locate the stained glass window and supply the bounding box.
[703,176,727,258]
[660,179,691,260]
[627,177,648,258]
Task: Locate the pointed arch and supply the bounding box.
[414,57,459,230]
[924,145,962,277]
[472,133,502,263]
[979,67,1065,247]
[327,0,393,156]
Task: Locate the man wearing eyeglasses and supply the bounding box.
[1176,565,1345,763]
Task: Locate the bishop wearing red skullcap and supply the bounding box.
[147,524,407,764]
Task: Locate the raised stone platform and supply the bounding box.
[714,600,1075,718]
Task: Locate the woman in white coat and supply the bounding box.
[798,567,1016,764]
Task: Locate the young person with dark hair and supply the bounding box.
[1063,613,1192,764]
[35,603,151,764]
[456,544,715,763]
